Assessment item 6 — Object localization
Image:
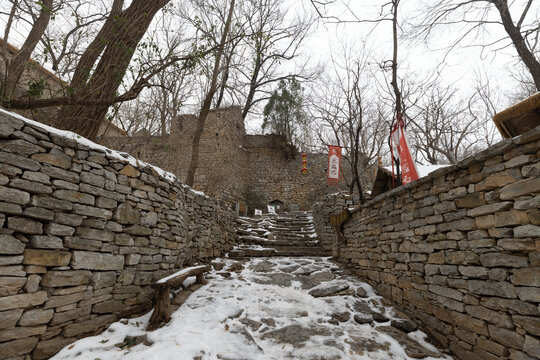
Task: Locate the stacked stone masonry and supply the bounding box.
[314,126,540,360]
[0,110,235,359]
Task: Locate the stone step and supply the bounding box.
[228,246,325,258]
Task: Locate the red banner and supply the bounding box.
[390,122,419,185]
[327,145,342,185]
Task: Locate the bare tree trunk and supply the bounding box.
[2,0,53,99]
[186,0,236,187]
[55,0,170,140]
[492,0,540,90]
[389,0,402,186]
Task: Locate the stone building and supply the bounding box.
[102,106,373,211]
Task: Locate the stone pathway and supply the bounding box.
[230,212,326,257]
[51,257,452,360]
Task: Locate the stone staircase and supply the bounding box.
[229,211,326,258]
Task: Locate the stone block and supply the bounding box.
[24,274,41,293]
[91,271,116,289]
[32,336,75,360]
[0,276,26,296]
[455,193,486,208]
[71,251,124,270]
[125,253,141,265]
[62,314,116,337]
[23,206,54,221]
[23,249,71,266]
[92,299,123,313]
[0,151,40,171]
[72,204,112,219]
[497,239,536,251]
[76,227,113,241]
[480,253,528,268]
[18,308,54,326]
[516,287,540,302]
[0,336,39,359]
[0,201,22,214]
[0,234,25,254]
[44,223,75,236]
[465,305,513,329]
[0,291,47,311]
[53,189,94,205]
[429,284,463,301]
[513,315,540,337]
[500,178,540,200]
[495,209,529,227]
[0,309,23,329]
[468,280,517,298]
[7,217,43,234]
[467,202,512,217]
[28,235,63,249]
[114,203,140,224]
[41,270,91,287]
[489,325,524,350]
[514,225,540,238]
[54,213,84,226]
[44,290,90,309]
[523,335,540,358]
[32,151,71,169]
[50,306,91,326]
[511,268,540,287]
[119,164,140,178]
[10,178,52,194]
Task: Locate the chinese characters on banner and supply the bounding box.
[327,145,342,185]
[390,121,419,185]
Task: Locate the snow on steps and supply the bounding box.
[230,211,325,258]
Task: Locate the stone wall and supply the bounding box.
[312,192,354,255]
[0,109,235,359]
[317,126,540,360]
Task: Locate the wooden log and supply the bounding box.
[147,265,211,330]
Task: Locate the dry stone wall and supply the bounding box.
[313,193,354,255]
[316,126,540,360]
[0,110,235,359]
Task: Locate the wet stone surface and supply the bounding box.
[52,257,452,360]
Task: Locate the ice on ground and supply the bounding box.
[51,257,452,360]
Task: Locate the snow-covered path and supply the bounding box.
[51,258,452,360]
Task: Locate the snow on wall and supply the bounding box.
[0,108,236,359]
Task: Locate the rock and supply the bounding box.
[24,274,41,293]
[523,335,540,358]
[309,281,350,297]
[479,253,528,268]
[346,335,390,355]
[260,318,276,327]
[261,324,312,344]
[119,165,140,178]
[0,308,23,329]
[62,314,117,337]
[71,251,124,270]
[0,152,40,171]
[18,308,54,326]
[354,314,372,324]
[391,319,418,333]
[93,300,124,313]
[212,261,225,271]
[0,234,25,254]
[264,273,293,287]
[372,312,389,323]
[32,336,75,360]
[7,217,43,234]
[240,317,262,331]
[514,225,540,238]
[0,325,46,341]
[23,249,71,266]
[356,287,368,298]
[44,291,90,309]
[53,189,94,205]
[29,235,63,249]
[489,325,524,349]
[513,315,540,337]
[41,270,91,287]
[23,207,55,221]
[32,151,72,169]
[379,326,440,359]
[44,223,75,236]
[331,311,351,323]
[0,277,26,296]
[0,336,39,359]
[511,268,540,287]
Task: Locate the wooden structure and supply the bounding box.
[147,265,211,330]
[370,166,398,197]
[493,92,540,138]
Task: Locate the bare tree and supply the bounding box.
[407,82,481,165]
[412,0,540,90]
[186,0,236,187]
[1,0,53,99]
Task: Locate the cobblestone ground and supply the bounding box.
[52,257,452,360]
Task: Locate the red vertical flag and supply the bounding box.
[327,145,342,185]
[390,121,419,185]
